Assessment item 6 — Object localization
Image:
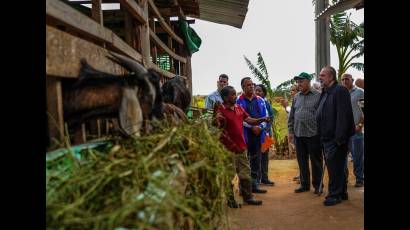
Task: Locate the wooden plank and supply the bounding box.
[91,0,103,24]
[139,1,151,67]
[149,28,186,63]
[117,0,147,23]
[148,0,184,45]
[46,25,129,77]
[149,17,158,64]
[47,77,65,145]
[149,62,188,80]
[46,0,142,62]
[124,10,135,46]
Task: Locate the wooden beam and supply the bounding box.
[91,0,103,24]
[46,77,65,145]
[139,1,151,67]
[149,28,186,64]
[124,10,134,46]
[149,62,187,80]
[46,25,129,78]
[148,0,184,45]
[117,0,147,24]
[149,17,158,64]
[46,0,142,62]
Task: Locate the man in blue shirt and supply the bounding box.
[205,74,229,110]
[237,77,269,193]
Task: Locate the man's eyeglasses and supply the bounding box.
[341,78,351,81]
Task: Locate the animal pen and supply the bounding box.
[46,0,250,150]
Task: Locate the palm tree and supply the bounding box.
[313,0,364,80]
[330,12,364,80]
[244,52,274,98]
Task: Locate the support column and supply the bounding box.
[315,0,331,76]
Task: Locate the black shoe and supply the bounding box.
[252,188,267,193]
[323,196,341,206]
[294,186,310,193]
[261,179,275,186]
[340,192,348,201]
[244,198,263,205]
[354,181,364,187]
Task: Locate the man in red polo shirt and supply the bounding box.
[216,86,268,206]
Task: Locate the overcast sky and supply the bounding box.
[189,1,364,95]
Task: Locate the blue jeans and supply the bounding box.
[348,132,364,183]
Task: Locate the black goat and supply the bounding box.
[62,52,164,138]
[161,75,191,112]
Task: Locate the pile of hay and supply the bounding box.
[46,121,234,229]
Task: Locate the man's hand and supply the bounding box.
[251,126,262,135]
[258,117,270,123]
[355,124,363,133]
[216,112,226,128]
[288,133,294,143]
[280,99,289,108]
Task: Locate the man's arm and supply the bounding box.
[244,117,269,125]
[287,97,296,142]
[335,87,355,145]
[205,94,214,110]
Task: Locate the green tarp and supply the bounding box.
[179,19,202,55]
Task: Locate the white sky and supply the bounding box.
[189,1,364,95]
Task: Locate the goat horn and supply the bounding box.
[107,51,148,75]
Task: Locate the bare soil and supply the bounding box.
[227,160,364,230]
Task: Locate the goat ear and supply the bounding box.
[118,87,143,137]
[107,51,147,75]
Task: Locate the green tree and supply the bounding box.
[313,0,364,80]
[330,12,364,80]
[244,52,274,98]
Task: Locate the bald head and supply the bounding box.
[355,78,364,89]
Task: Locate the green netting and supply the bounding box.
[156,54,171,71]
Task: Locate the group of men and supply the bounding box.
[207,65,364,207]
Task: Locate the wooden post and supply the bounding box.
[91,0,103,25]
[124,10,135,46]
[149,17,157,64]
[139,1,151,67]
[165,17,175,73]
[46,77,65,145]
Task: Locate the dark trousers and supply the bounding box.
[247,131,262,189]
[294,135,323,189]
[322,140,349,198]
[259,150,270,182]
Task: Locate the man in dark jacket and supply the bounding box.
[316,66,355,206]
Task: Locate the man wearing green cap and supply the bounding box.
[288,72,323,194]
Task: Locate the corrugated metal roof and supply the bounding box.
[194,0,250,28]
[315,0,363,20]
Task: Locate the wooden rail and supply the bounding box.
[148,0,184,45]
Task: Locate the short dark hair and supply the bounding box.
[219,74,229,80]
[220,86,235,101]
[240,77,252,87]
[256,84,267,97]
[323,66,337,81]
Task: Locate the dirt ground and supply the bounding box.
[227,159,364,230]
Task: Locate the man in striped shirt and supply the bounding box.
[288,72,323,194]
